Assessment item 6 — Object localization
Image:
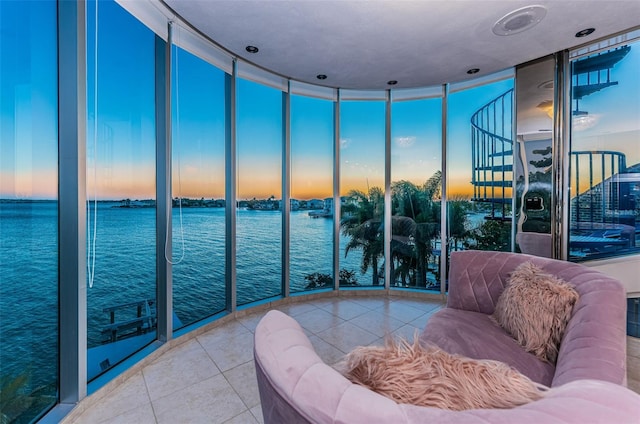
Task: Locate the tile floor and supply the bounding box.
[65,294,640,424]
[66,295,444,424]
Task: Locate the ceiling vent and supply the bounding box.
[492,5,547,36]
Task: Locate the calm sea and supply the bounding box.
[0,201,365,388]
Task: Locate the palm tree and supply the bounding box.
[341,187,384,285]
[447,198,471,251]
[390,172,441,288]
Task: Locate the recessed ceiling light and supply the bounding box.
[387,80,398,85]
[575,28,595,38]
[492,5,547,36]
[467,68,480,75]
[316,74,327,80]
[537,80,554,90]
[245,45,259,53]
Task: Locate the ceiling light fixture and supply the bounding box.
[575,28,595,38]
[245,45,259,53]
[316,74,327,80]
[492,5,547,36]
[387,80,398,85]
[467,68,480,74]
[537,80,554,90]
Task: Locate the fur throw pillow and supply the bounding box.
[492,261,579,363]
[340,338,547,410]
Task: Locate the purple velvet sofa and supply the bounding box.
[254,251,640,423]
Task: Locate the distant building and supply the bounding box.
[308,199,324,209]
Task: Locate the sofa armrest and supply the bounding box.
[551,274,627,386]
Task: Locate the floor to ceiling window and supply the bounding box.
[170,45,227,327]
[236,79,283,305]
[569,39,640,261]
[290,95,334,293]
[339,99,386,286]
[447,78,514,260]
[0,1,59,421]
[86,0,157,381]
[391,97,442,290]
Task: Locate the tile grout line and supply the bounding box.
[139,370,160,424]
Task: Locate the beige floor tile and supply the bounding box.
[348,309,405,338]
[381,301,429,323]
[308,334,347,365]
[199,327,255,372]
[250,405,264,424]
[203,320,255,340]
[316,299,370,320]
[73,371,151,423]
[294,308,345,334]
[391,297,442,308]
[274,302,319,317]
[409,307,442,330]
[224,361,261,409]
[237,313,267,333]
[348,297,393,311]
[305,298,340,309]
[316,321,379,353]
[101,402,157,424]
[390,324,422,342]
[142,338,220,401]
[153,374,247,424]
[223,410,260,424]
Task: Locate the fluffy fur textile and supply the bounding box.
[341,338,547,410]
[492,261,579,363]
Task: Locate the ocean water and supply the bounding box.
[0,201,365,390]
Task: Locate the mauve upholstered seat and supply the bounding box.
[422,250,628,387]
[422,308,556,386]
[254,251,640,423]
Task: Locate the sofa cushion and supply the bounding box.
[492,262,579,363]
[421,308,555,386]
[341,337,546,410]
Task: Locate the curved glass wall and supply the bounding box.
[86,0,156,380]
[171,45,227,327]
[2,2,638,417]
[0,1,59,421]
[447,79,514,260]
[339,100,386,287]
[236,79,283,305]
[290,95,334,292]
[568,39,640,261]
[390,98,442,290]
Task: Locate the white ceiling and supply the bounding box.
[163,0,640,89]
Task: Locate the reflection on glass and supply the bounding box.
[0,1,58,421]
[290,96,334,293]
[447,79,514,258]
[340,101,385,286]
[86,1,156,381]
[513,57,554,258]
[171,46,226,327]
[569,41,640,261]
[391,98,442,289]
[237,79,282,304]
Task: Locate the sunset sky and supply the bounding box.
[2,1,638,202]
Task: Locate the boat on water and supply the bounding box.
[308,209,332,218]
